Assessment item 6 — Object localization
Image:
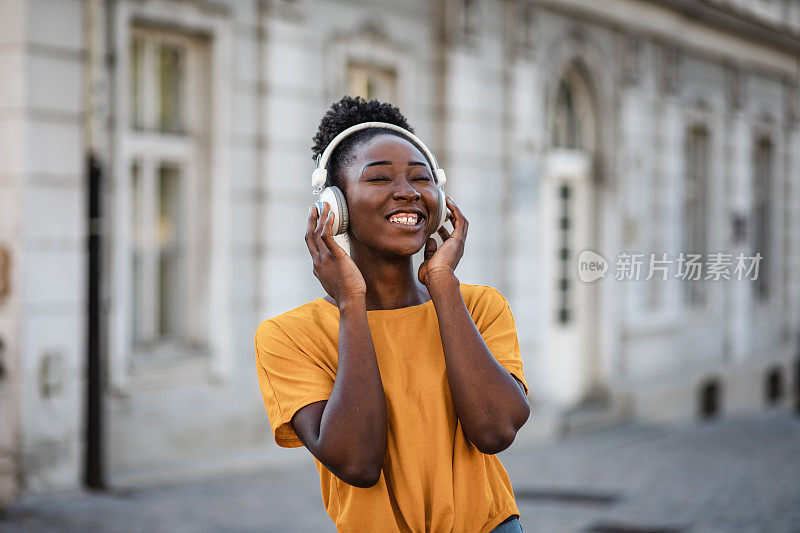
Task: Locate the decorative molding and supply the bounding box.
[129,0,231,17]
[354,18,391,45]
[445,0,481,52]
[784,77,799,130]
[531,0,797,75]
[621,33,642,87]
[190,0,231,17]
[515,1,538,60]
[658,43,681,96]
[568,21,587,44]
[324,18,418,116]
[725,64,746,112]
[639,0,800,55]
[541,30,615,190]
[261,0,306,23]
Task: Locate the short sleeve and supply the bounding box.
[469,286,529,395]
[254,319,335,448]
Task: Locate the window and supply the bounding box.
[683,125,709,306]
[129,30,192,133]
[553,79,579,149]
[346,61,398,104]
[753,136,772,301]
[127,26,209,355]
[551,65,596,152]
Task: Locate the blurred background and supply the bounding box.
[0,0,799,531]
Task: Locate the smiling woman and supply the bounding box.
[254,96,530,533]
[322,132,442,262]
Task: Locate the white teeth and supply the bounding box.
[388,213,419,226]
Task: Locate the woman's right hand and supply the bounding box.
[305,202,366,305]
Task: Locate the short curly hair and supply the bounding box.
[311,95,414,190]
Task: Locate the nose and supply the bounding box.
[392,177,421,202]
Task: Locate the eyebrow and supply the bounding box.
[361,161,430,174]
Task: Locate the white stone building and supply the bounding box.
[0,0,798,505]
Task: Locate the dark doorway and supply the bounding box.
[698,378,721,419]
[764,367,783,406]
[794,358,800,414]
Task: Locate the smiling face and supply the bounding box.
[339,133,440,259]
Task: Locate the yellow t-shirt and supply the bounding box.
[254,283,529,533]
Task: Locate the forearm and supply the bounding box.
[315,295,387,482]
[428,274,530,453]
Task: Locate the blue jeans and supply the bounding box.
[490,516,523,532]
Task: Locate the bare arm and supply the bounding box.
[428,274,530,454]
[291,205,387,488]
[419,198,530,454]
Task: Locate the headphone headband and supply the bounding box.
[311,121,446,191]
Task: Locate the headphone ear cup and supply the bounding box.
[319,186,349,235]
[435,188,447,230]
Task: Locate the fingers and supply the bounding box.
[423,237,437,261]
[437,225,451,241]
[313,201,346,258]
[319,204,343,256]
[305,204,320,256]
[314,202,332,258]
[445,197,468,240]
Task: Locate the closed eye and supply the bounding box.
[413,176,432,181]
[366,176,390,182]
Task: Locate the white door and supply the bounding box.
[541,149,593,407]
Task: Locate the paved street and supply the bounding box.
[2,410,799,533]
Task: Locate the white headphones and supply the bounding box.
[311,121,448,236]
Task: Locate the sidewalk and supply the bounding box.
[2,410,798,532]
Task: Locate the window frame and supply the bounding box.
[682,123,710,308]
[752,134,773,303]
[129,27,199,135]
[127,25,206,356]
[109,0,233,393]
[324,26,419,119]
[345,60,399,104]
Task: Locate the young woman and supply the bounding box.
[255,96,530,532]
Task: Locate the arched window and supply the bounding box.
[551,64,596,151]
[549,62,597,326]
[553,79,578,149]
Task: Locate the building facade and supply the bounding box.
[0,0,798,504]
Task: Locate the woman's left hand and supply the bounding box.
[418,197,467,286]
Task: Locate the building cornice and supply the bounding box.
[641,0,800,55]
[532,0,799,75]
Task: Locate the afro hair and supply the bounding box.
[311,95,414,189]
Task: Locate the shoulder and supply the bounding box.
[459,283,510,309]
[460,283,513,319]
[255,298,335,342]
[458,283,517,332]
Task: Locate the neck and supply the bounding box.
[348,241,431,311]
